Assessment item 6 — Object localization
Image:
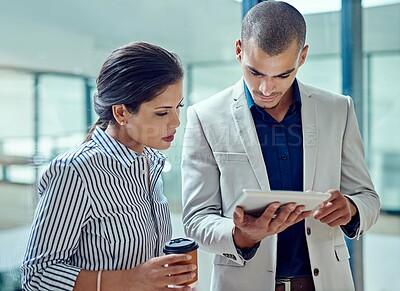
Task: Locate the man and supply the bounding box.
[181,1,379,291]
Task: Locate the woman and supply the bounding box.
[21,42,195,291]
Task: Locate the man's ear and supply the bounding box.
[235,39,242,62]
[298,45,309,67]
[111,104,127,125]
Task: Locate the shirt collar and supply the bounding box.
[244,79,302,112]
[91,127,166,167]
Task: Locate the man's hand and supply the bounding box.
[232,202,312,249]
[313,189,357,227]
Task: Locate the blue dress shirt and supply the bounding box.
[245,80,311,277]
[243,80,361,277]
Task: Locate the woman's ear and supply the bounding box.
[235,39,242,62]
[112,104,127,126]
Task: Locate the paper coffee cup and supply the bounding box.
[163,238,199,288]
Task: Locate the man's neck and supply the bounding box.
[264,86,294,122]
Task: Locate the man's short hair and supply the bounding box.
[241,1,306,56]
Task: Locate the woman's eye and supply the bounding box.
[178,103,184,108]
[156,112,168,117]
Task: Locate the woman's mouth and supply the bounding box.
[162,135,175,142]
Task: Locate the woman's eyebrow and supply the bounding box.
[154,97,184,109]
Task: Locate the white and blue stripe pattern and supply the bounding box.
[21,127,172,291]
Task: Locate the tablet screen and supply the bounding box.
[224,189,331,218]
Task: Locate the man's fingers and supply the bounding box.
[259,202,280,222]
[314,201,336,219]
[286,205,307,222]
[272,203,297,221]
[293,210,313,224]
[233,206,245,226]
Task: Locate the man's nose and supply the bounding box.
[259,78,274,96]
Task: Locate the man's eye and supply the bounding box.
[178,103,184,108]
[250,71,261,76]
[278,74,290,79]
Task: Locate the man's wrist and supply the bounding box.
[236,241,261,261]
[347,198,358,217]
[232,227,258,249]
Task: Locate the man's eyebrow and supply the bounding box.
[247,65,295,77]
[247,65,265,76]
[154,97,184,109]
[274,68,295,77]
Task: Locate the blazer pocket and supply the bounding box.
[214,152,249,163]
[334,244,350,261]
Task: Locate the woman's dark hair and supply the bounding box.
[85,41,184,141]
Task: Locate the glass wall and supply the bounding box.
[38,75,86,156]
[0,69,89,291]
[367,53,400,211]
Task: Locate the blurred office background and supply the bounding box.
[0,0,399,290]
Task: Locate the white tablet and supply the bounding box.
[224,189,331,218]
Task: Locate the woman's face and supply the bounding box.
[109,80,183,153]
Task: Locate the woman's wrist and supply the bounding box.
[100,269,132,291]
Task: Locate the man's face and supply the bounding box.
[236,39,308,113]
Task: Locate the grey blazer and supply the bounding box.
[181,79,380,291]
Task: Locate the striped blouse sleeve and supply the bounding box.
[21,159,91,291]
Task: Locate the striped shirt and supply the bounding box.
[21,127,172,291]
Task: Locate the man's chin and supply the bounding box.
[263,103,279,110]
[254,100,279,110]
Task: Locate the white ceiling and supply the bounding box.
[0,0,399,77]
[0,0,242,76]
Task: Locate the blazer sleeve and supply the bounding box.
[340,96,380,239]
[181,106,244,264]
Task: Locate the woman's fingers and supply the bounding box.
[157,253,192,266]
[165,268,197,285]
[165,262,197,275]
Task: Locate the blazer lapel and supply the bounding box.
[230,80,270,190]
[299,82,318,191]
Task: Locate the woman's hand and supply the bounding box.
[120,254,197,291]
[74,254,197,291]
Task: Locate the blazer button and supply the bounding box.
[223,253,237,260]
[313,268,320,276]
[307,227,312,235]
